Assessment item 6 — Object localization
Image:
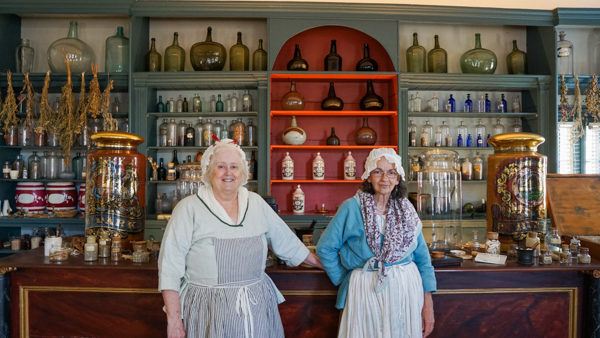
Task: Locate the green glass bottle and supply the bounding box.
[460,33,497,74]
[406,33,426,73]
[216,94,224,112]
[164,32,185,72]
[252,39,268,71]
[506,40,527,74]
[105,26,129,73]
[190,26,227,71]
[146,38,162,72]
[427,35,447,73]
[230,32,249,71]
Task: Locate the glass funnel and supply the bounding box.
[417,149,462,250]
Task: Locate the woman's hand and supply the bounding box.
[303,252,324,269]
[167,317,186,338]
[422,292,435,337]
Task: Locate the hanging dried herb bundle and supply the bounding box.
[559,75,570,122]
[88,64,102,119]
[35,71,52,135]
[75,72,88,137]
[101,79,118,131]
[585,75,600,123]
[0,71,19,132]
[57,59,78,166]
[570,76,585,143]
[20,73,36,130]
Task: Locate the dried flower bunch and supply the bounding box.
[559,75,570,122]
[0,71,19,132]
[20,73,36,131]
[570,76,584,143]
[35,71,53,135]
[585,75,600,123]
[56,58,78,166]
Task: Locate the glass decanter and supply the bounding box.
[47,21,95,74]
[360,80,384,110]
[190,26,227,71]
[230,32,249,71]
[427,35,447,73]
[440,121,452,147]
[456,121,468,147]
[287,44,309,71]
[507,40,526,74]
[164,32,185,71]
[460,33,497,74]
[105,26,129,73]
[557,31,574,76]
[324,39,342,71]
[321,82,344,110]
[406,32,426,72]
[281,81,305,110]
[356,43,378,71]
[146,38,162,72]
[493,119,505,135]
[252,39,268,71]
[420,120,433,147]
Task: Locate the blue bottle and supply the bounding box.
[484,93,491,113]
[464,94,473,112]
[457,134,463,147]
[466,134,473,147]
[500,94,508,113]
[157,95,165,112]
[476,134,483,147]
[448,94,456,112]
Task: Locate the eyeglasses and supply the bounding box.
[370,169,399,178]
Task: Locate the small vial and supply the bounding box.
[578,247,591,264]
[111,235,122,262]
[84,235,98,261]
[559,244,571,264]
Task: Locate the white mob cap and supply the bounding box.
[361,147,406,180]
[200,138,248,186]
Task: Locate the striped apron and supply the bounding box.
[181,236,284,338]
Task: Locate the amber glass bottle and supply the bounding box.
[164,32,185,72]
[360,80,384,111]
[321,82,344,110]
[326,127,341,145]
[324,40,342,71]
[230,32,249,71]
[287,44,309,71]
[146,37,162,72]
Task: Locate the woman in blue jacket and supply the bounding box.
[317,148,436,338]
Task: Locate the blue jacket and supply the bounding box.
[316,196,437,309]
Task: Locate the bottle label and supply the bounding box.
[557,47,570,57]
[292,196,304,213]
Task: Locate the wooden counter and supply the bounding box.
[0,249,598,338]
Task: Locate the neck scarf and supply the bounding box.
[357,190,420,288]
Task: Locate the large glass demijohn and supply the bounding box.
[47,21,95,74]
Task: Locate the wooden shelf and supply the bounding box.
[407,112,538,118]
[270,72,397,81]
[0,217,84,226]
[148,180,258,184]
[0,146,88,151]
[271,110,396,117]
[271,145,397,150]
[0,179,85,183]
[271,179,362,183]
[0,72,128,92]
[148,112,258,118]
[148,146,258,151]
[408,146,493,151]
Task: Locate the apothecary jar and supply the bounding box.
[416,149,462,250]
[85,132,146,248]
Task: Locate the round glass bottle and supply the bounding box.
[321,82,344,110]
[47,21,95,74]
[281,81,305,110]
[105,26,129,73]
[231,118,246,145]
[190,26,227,71]
[355,117,377,145]
[356,43,378,71]
[360,80,384,110]
[460,33,497,74]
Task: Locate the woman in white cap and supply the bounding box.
[158,139,322,338]
[317,147,436,338]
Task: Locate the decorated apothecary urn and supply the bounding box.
[86,132,146,246]
[312,152,325,180]
[292,185,305,214]
[486,133,546,242]
[281,152,294,180]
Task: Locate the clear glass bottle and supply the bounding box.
[158,119,168,147]
[209,95,217,112]
[146,37,162,72]
[493,119,505,136]
[569,236,580,259]
[105,26,129,73]
[511,119,522,132]
[15,38,34,73]
[413,92,422,112]
[477,95,485,113]
[242,90,253,112]
[18,120,33,146]
[440,121,452,147]
[344,151,356,180]
[230,32,249,71]
[292,185,305,214]
[203,119,215,146]
[164,32,185,72]
[557,31,574,76]
[475,119,486,147]
[71,152,84,180]
[176,95,184,113]
[167,97,175,113]
[512,95,521,112]
[84,235,98,261]
[461,157,472,181]
[324,39,342,71]
[231,92,239,112]
[472,154,483,180]
[427,35,447,73]
[433,127,442,147]
[47,21,95,74]
[282,152,294,180]
[192,94,202,112]
[45,151,58,179]
[246,119,257,146]
[252,39,268,71]
[27,151,42,180]
[166,119,177,147]
[406,32,426,72]
[231,118,246,145]
[547,228,562,254]
[559,244,571,264]
[39,152,48,179]
[408,120,418,147]
[12,154,24,178]
[98,235,111,259]
[578,247,591,264]
[464,94,473,112]
[212,119,223,142]
[420,120,433,147]
[312,152,325,180]
[457,121,468,147]
[194,118,204,147]
[184,123,195,146]
[221,120,230,140]
[177,120,187,146]
[428,94,439,112]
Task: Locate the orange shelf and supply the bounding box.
[270,145,397,150]
[271,179,363,184]
[270,110,397,117]
[270,73,397,81]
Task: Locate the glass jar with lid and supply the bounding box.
[417,149,462,250]
[578,247,591,264]
[420,121,433,147]
[456,121,468,147]
[439,121,452,147]
[408,120,418,147]
[493,119,505,136]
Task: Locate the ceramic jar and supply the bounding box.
[86,132,146,246]
[78,183,86,212]
[282,116,307,145]
[45,182,77,211]
[292,185,305,214]
[15,182,46,213]
[281,152,294,180]
[487,133,547,242]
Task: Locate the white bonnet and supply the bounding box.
[200,139,248,186]
[360,147,406,180]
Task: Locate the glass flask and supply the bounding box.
[216,94,224,112]
[324,39,342,71]
[460,33,497,74]
[321,82,344,110]
[190,26,227,71]
[166,118,177,147]
[420,120,433,147]
[427,35,447,73]
[202,119,215,146]
[355,117,377,145]
[47,21,95,74]
[246,119,257,146]
[360,80,384,110]
[428,94,439,112]
[146,38,162,72]
[493,119,505,135]
[242,90,253,112]
[356,43,378,71]
[440,121,452,147]
[326,127,341,145]
[230,32,249,71]
[194,118,204,147]
[252,39,268,71]
[456,121,468,147]
[557,31,574,76]
[408,120,418,147]
[417,149,462,250]
[282,81,305,110]
[475,119,487,146]
[164,32,185,72]
[16,38,34,73]
[105,26,129,73]
[406,32,426,72]
[27,151,42,180]
[507,40,526,74]
[287,44,309,71]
